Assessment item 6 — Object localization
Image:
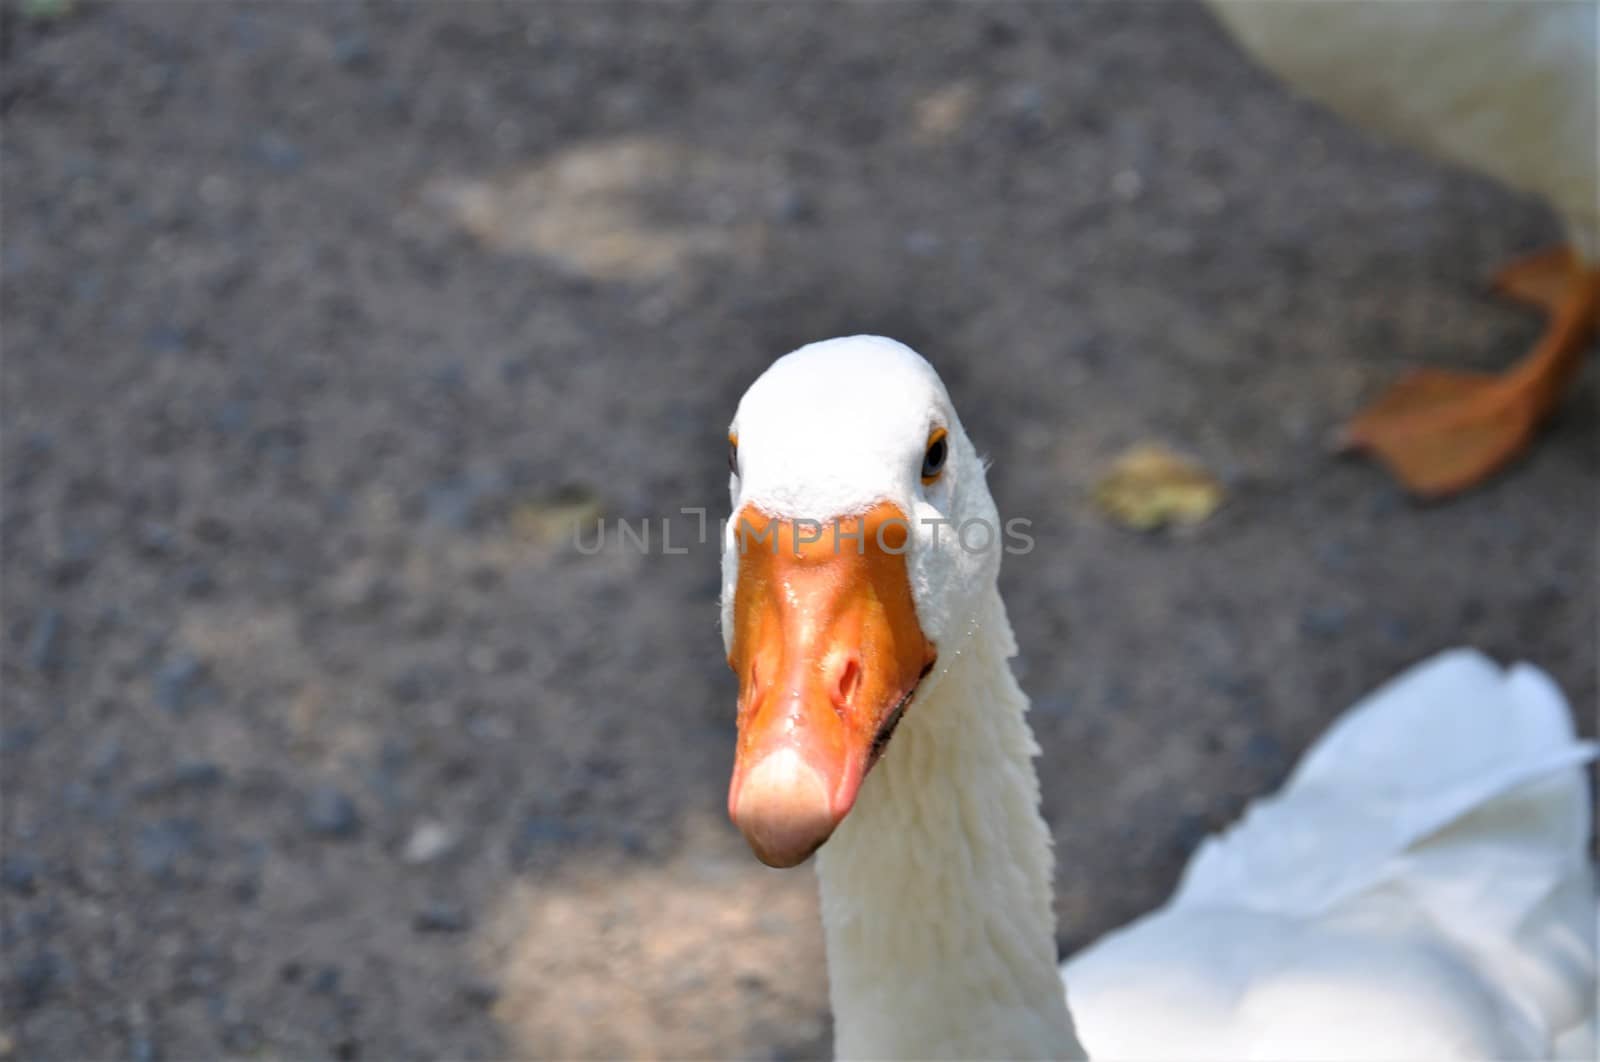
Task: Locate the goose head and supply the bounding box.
[721,335,1003,867]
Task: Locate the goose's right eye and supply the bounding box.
[728,434,739,475]
[921,429,948,484]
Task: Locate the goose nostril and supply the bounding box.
[834,657,862,709]
[742,658,765,718]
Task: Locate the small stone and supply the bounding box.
[331,30,372,68]
[230,10,260,49]
[153,654,207,715]
[903,229,941,256]
[1005,82,1043,117]
[984,15,1019,47]
[1,853,40,895]
[303,787,362,840]
[75,271,105,303]
[135,522,178,557]
[329,561,389,616]
[133,818,203,882]
[1368,487,1403,518]
[768,186,815,225]
[1298,605,1348,640]
[0,724,38,756]
[499,357,531,384]
[231,872,261,905]
[1377,614,1412,646]
[134,761,225,800]
[429,362,467,391]
[12,432,53,486]
[220,1020,262,1053]
[179,564,216,598]
[173,760,223,787]
[142,325,188,355]
[253,423,305,469]
[401,820,456,865]
[253,132,303,174]
[309,964,342,995]
[190,516,233,544]
[465,714,512,741]
[180,948,225,993]
[16,906,55,941]
[423,478,481,530]
[61,780,97,813]
[214,398,253,436]
[1171,812,1209,855]
[667,968,708,993]
[1033,694,1073,718]
[1316,541,1353,572]
[495,646,529,674]
[508,814,583,869]
[412,900,471,934]
[1245,733,1284,774]
[386,670,425,705]
[1111,169,1144,201]
[459,978,499,1009]
[51,528,96,586]
[128,1032,158,1062]
[12,952,61,1010]
[26,608,65,677]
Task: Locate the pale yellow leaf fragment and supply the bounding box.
[511,486,606,547]
[1092,443,1224,531]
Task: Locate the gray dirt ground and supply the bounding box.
[2,2,1595,1059]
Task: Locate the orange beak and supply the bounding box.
[727,503,936,867]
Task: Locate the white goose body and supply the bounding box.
[1199,2,1600,499]
[1206,1,1599,255]
[720,336,1598,1060]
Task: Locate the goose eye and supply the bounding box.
[921,430,948,484]
[728,435,739,476]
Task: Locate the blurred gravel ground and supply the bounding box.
[1,3,1593,1059]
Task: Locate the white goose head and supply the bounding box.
[721,335,1004,866]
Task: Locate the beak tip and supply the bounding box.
[730,748,840,868]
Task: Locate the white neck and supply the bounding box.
[815,585,1086,1060]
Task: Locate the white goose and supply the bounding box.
[1201,1,1600,498]
[720,335,1597,1059]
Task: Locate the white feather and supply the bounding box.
[1206,1,1599,256]
[1064,650,1598,1059]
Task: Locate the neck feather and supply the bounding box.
[815,585,1086,1060]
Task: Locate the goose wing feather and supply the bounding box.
[1063,650,1598,1059]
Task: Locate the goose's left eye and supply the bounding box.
[921,429,948,484]
[728,434,739,476]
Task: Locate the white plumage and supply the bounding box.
[1064,650,1598,1059]
[1207,1,1598,255]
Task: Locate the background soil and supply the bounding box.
[2,3,1594,1059]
